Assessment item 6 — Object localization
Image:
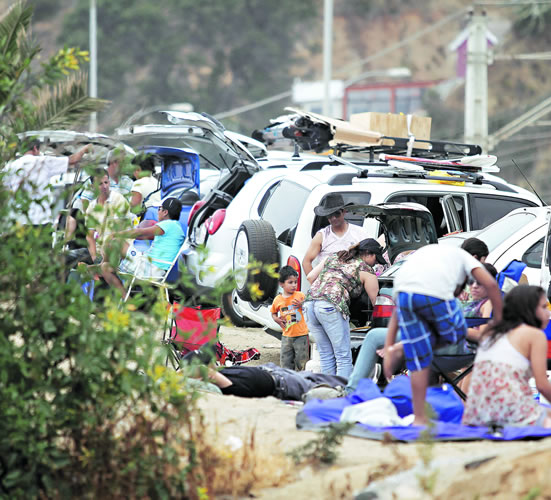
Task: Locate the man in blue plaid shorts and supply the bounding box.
[383,243,503,426]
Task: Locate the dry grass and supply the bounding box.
[180,418,295,499]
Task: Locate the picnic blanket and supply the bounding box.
[296,375,551,442]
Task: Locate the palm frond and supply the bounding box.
[28,73,109,130]
[0,0,35,58]
[0,1,40,110]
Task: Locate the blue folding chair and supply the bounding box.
[138,146,200,236]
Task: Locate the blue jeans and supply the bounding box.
[346,328,389,394]
[304,300,353,378]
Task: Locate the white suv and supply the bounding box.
[183,137,542,331]
[229,161,541,335]
[183,151,347,326]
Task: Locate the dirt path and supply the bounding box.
[201,325,551,499]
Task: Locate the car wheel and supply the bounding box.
[221,290,260,328]
[233,219,279,302]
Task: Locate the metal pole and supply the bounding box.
[89,0,97,132]
[464,7,488,151]
[322,0,333,116]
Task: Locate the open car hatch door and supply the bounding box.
[347,202,438,264]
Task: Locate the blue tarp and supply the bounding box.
[296,376,551,442]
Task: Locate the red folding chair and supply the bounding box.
[164,303,220,368]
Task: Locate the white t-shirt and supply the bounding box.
[313,222,370,267]
[85,191,131,250]
[4,154,69,225]
[393,244,482,301]
[131,175,161,208]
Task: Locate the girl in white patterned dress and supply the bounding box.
[463,286,551,428]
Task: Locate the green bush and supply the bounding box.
[0,220,209,497]
[0,3,214,497]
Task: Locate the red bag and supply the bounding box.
[171,304,220,352]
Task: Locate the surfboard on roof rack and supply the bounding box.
[382,159,487,175]
[379,153,500,173]
[385,160,472,179]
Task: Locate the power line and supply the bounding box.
[494,52,551,61]
[495,131,551,143]
[335,8,468,77]
[497,139,551,157]
[213,90,292,120]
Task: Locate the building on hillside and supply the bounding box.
[292,76,440,120]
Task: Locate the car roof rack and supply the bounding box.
[326,168,516,193]
[327,169,483,185]
[334,137,482,161]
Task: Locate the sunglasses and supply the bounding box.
[327,209,343,219]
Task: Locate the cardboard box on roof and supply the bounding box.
[350,112,432,149]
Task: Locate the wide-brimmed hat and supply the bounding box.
[357,238,387,265]
[314,193,348,217]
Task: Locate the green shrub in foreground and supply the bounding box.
[0,223,211,498]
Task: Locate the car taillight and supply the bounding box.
[206,209,226,235]
[187,200,206,226]
[372,294,395,318]
[287,255,301,290]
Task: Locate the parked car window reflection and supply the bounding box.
[476,212,537,252]
[259,180,309,243]
[522,237,545,268]
[257,180,282,216]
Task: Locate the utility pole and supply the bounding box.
[89,0,97,132]
[464,6,488,151]
[322,0,333,116]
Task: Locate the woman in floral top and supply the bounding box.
[304,238,384,378]
[463,285,551,428]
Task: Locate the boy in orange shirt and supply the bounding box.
[270,266,309,370]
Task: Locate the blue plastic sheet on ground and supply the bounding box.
[296,375,551,442]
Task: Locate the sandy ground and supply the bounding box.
[197,324,551,499]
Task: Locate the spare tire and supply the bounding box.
[233,220,279,302]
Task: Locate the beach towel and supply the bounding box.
[296,375,551,442]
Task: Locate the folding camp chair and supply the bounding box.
[120,242,188,341]
[121,243,186,303]
[163,304,221,369]
[431,317,488,401]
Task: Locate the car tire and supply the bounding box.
[221,290,260,328]
[233,219,279,302]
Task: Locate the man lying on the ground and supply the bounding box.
[183,350,347,401]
